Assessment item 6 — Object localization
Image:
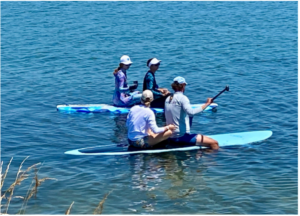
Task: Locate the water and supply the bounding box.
[1,1,297,214]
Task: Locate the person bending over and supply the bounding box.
[164,76,219,150]
[126,90,176,148]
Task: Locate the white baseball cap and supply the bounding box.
[120,55,132,65]
[148,58,161,67]
[174,76,188,84]
[141,90,154,103]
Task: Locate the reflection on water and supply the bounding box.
[111,114,128,144]
[127,149,212,196]
[120,149,222,213]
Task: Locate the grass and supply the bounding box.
[1,157,112,214]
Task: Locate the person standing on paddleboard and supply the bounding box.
[143,58,171,108]
[164,77,219,150]
[112,55,142,107]
[126,90,177,148]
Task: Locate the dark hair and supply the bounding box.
[171,81,185,91]
[146,58,154,67]
[168,81,185,103]
[113,63,124,75]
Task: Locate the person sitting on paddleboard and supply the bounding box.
[142,58,171,108]
[113,55,142,107]
[126,90,177,148]
[164,76,219,150]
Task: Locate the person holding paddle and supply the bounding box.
[164,76,219,150]
[143,58,171,108]
[113,55,142,107]
[126,90,177,148]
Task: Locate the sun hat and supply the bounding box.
[120,55,133,65]
[141,90,154,103]
[173,76,188,85]
[147,58,161,67]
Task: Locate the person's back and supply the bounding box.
[164,76,219,150]
[126,104,153,141]
[126,90,176,149]
[165,92,191,138]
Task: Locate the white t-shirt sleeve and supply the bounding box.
[126,111,131,127]
[146,110,165,134]
[182,96,203,116]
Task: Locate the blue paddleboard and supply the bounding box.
[65,131,272,156]
[56,103,218,114]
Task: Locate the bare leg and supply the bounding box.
[196,134,219,150]
[147,129,173,146]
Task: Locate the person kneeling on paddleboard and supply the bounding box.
[126,90,177,148]
[113,55,142,107]
[164,77,219,150]
[143,58,171,109]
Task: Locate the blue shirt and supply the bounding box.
[143,71,164,99]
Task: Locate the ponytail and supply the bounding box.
[168,93,174,103]
[141,98,152,107]
[144,101,151,107]
[113,63,123,75]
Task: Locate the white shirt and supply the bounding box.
[126,105,165,141]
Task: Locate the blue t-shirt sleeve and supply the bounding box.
[145,73,163,97]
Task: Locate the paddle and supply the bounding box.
[212,85,230,102]
[190,85,229,127]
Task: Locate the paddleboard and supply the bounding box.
[65,130,272,156]
[57,103,218,114]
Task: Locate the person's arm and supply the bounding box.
[126,110,131,127]
[117,73,130,92]
[146,111,166,134]
[182,96,212,116]
[145,73,164,97]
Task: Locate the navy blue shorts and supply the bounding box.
[169,133,198,145]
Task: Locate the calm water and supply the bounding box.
[1,1,297,214]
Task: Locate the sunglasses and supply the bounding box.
[153,63,160,66]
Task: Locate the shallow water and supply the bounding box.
[1,1,297,214]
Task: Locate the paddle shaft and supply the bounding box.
[212,86,229,102]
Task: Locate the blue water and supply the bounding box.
[1,1,297,214]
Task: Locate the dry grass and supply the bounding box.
[65,201,75,215]
[1,158,13,206]
[93,190,113,214]
[1,157,112,215]
[1,157,56,214]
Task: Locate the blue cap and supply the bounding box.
[173,76,188,84]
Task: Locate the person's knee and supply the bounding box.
[211,140,219,150]
[164,130,172,137]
